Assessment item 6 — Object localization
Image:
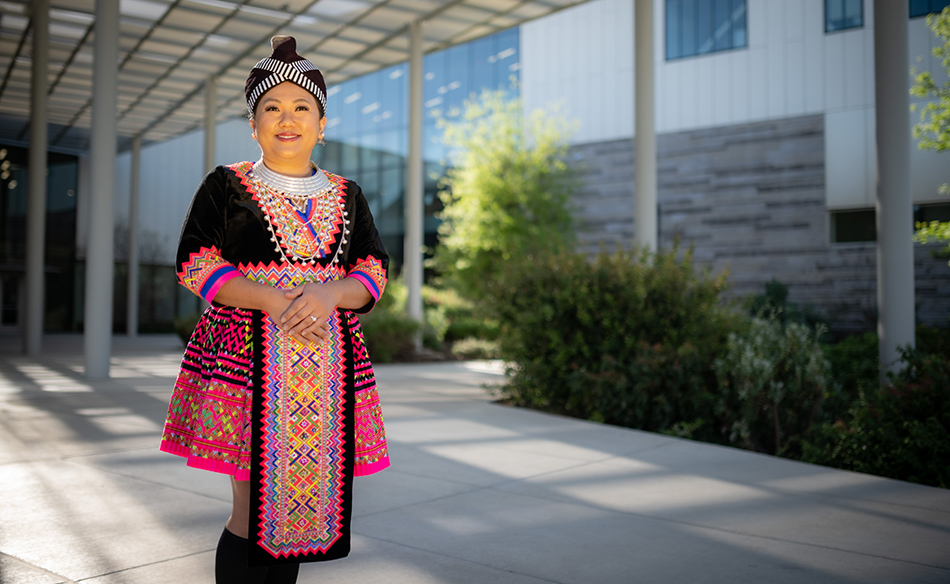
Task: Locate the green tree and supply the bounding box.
[434,89,576,298]
[911,6,950,263]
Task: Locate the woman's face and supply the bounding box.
[250,81,327,177]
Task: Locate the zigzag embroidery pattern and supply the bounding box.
[250,262,348,558]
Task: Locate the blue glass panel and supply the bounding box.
[494,28,519,90]
[731,0,747,49]
[697,0,713,54]
[339,142,359,177]
[826,0,843,31]
[910,0,932,17]
[359,133,380,171]
[471,36,494,93]
[378,130,404,165]
[713,0,730,51]
[320,141,341,171]
[666,0,745,60]
[666,0,681,60]
[826,0,863,32]
[845,0,863,27]
[682,0,697,57]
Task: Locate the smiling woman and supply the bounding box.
[158,36,390,584]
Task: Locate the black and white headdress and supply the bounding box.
[245,36,327,117]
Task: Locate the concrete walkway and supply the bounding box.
[0,334,948,584]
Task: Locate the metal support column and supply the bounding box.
[405,20,424,350]
[127,136,141,337]
[204,77,216,172]
[85,0,119,379]
[25,0,49,356]
[634,0,657,252]
[873,1,915,375]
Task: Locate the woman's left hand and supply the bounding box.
[280,283,340,344]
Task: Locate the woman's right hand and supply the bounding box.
[261,287,328,345]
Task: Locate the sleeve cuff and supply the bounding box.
[177,246,241,302]
[345,256,387,304]
[346,270,382,302]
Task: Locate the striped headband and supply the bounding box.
[245,36,327,117]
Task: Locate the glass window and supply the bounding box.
[831,209,876,243]
[910,0,950,18]
[826,0,863,33]
[321,27,520,271]
[665,0,747,60]
[915,203,950,224]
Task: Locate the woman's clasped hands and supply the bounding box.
[278,282,338,344]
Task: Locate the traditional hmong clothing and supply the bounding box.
[160,161,389,567]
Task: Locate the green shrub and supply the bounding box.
[422,284,499,344]
[359,278,419,363]
[802,346,950,488]
[490,245,735,440]
[434,89,577,300]
[450,337,501,360]
[359,308,420,363]
[820,332,879,423]
[746,279,828,332]
[714,315,831,456]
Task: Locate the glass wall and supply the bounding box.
[0,145,78,332]
[318,27,520,270]
[665,0,747,61]
[909,0,950,18]
[825,0,863,32]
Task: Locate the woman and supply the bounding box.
[159,36,389,583]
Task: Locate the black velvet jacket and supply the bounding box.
[175,162,388,312]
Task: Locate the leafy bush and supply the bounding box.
[359,278,419,363]
[434,89,577,300]
[802,346,950,488]
[450,338,501,360]
[360,308,420,363]
[491,245,736,440]
[820,332,879,423]
[714,315,831,456]
[422,284,500,346]
[746,279,828,332]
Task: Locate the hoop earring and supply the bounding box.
[317,134,325,146]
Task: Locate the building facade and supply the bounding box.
[522,0,950,331]
[2,0,948,333]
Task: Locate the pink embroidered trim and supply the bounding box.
[346,256,387,301]
[354,457,390,477]
[178,245,241,302]
[160,439,251,480]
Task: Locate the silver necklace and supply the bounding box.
[249,161,350,265]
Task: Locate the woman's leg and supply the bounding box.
[216,478,266,583]
[226,477,251,538]
[217,477,299,584]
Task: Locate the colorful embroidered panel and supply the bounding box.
[177,246,241,302]
[242,261,351,561]
[349,312,389,475]
[346,256,387,303]
[255,305,348,558]
[160,306,254,479]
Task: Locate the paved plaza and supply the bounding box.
[0,334,948,583]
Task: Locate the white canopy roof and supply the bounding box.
[0,0,589,153]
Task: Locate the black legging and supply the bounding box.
[215,528,300,584]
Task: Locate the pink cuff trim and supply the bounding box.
[204,268,241,303]
[346,271,381,302]
[354,457,390,477]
